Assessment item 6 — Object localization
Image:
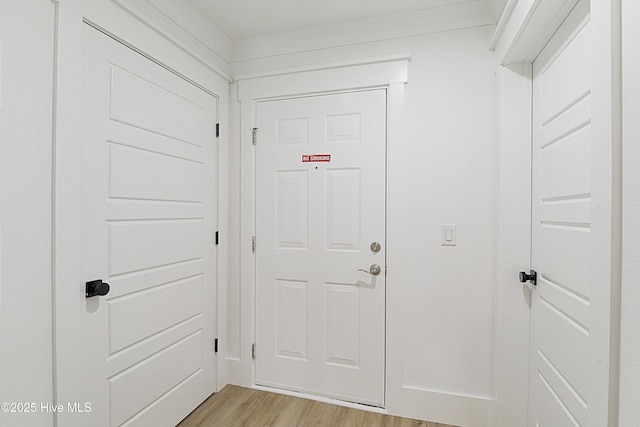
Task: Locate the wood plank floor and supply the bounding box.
[177,385,457,427]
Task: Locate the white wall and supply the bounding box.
[620,0,640,424]
[226,4,498,424]
[0,2,55,426]
[393,27,496,399]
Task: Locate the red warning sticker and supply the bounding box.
[302,154,331,163]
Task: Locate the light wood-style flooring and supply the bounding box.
[178,385,457,427]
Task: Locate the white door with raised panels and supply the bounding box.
[56,25,218,427]
[255,90,386,407]
[528,1,613,425]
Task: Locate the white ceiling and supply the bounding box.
[186,0,507,41]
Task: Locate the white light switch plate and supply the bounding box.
[441,224,456,246]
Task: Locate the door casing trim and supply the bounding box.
[233,57,409,414]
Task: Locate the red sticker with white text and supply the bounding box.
[302,154,331,163]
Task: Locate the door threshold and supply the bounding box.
[252,384,388,414]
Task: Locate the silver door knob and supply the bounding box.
[357,264,381,276]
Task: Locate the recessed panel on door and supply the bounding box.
[326,169,361,251]
[277,171,308,249]
[108,275,203,353]
[534,366,586,426]
[109,143,204,203]
[108,332,202,426]
[110,65,204,146]
[277,118,309,146]
[108,220,203,276]
[325,283,360,367]
[537,298,589,397]
[539,225,590,298]
[276,279,308,360]
[537,25,590,126]
[540,127,591,200]
[326,113,361,143]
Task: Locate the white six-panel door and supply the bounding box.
[528,1,610,425]
[56,25,218,427]
[255,90,387,407]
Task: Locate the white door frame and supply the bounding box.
[493,0,622,425]
[232,56,408,405]
[54,1,230,422]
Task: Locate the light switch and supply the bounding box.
[441,224,456,246]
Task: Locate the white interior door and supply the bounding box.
[255,90,386,407]
[528,1,613,425]
[57,25,218,426]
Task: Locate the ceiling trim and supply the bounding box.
[234,52,412,82]
[111,0,232,81]
[489,0,518,51]
[238,56,409,101]
[188,0,485,41]
[493,0,581,65]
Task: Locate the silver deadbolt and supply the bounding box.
[357,264,381,276]
[370,242,381,253]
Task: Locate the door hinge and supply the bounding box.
[252,236,256,253]
[252,343,256,359]
[216,123,220,138]
[215,230,219,245]
[251,127,258,145]
[214,338,219,353]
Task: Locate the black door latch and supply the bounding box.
[86,279,110,298]
[519,270,537,286]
